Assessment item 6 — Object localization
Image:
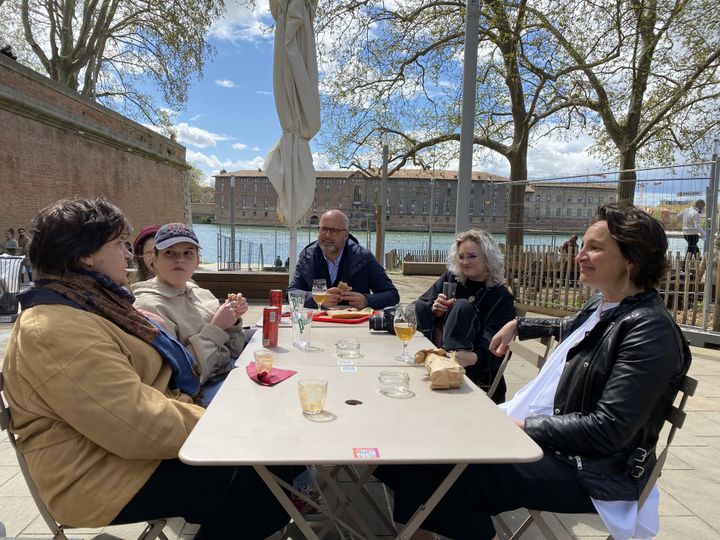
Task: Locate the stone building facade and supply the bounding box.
[0,54,191,238]
[523,182,617,231]
[213,169,511,233]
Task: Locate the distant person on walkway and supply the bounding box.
[678,199,705,259]
[414,229,515,403]
[560,233,578,256]
[16,227,32,283]
[2,198,289,538]
[2,228,18,254]
[133,223,248,405]
[128,224,160,287]
[377,203,691,540]
[289,209,400,309]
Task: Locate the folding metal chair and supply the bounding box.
[488,335,554,400]
[495,374,699,540]
[0,372,169,540]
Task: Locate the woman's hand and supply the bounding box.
[229,292,249,317]
[431,293,454,317]
[489,319,518,356]
[211,300,240,330]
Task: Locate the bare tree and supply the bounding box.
[531,0,720,201]
[1,0,224,124]
[316,0,592,247]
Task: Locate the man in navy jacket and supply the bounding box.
[289,210,400,309]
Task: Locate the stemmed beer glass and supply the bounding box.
[393,303,417,363]
[312,279,328,308]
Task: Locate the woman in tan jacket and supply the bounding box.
[1,198,289,539]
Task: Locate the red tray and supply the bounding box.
[312,311,374,324]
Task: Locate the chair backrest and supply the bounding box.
[637,374,698,508]
[0,372,69,539]
[487,336,554,399]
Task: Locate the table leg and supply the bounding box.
[254,465,320,540]
[315,465,378,539]
[341,465,397,535]
[397,463,468,540]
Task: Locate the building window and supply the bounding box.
[556,208,561,216]
[577,208,582,216]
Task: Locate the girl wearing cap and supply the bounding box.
[128,224,160,287]
[132,223,248,404]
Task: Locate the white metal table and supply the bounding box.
[180,325,543,538]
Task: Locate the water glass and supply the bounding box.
[335,338,361,359]
[291,308,314,350]
[298,379,328,415]
[378,371,410,397]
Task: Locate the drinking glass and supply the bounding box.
[298,379,328,415]
[288,290,306,311]
[312,279,328,308]
[291,307,315,351]
[393,303,417,363]
[442,281,457,299]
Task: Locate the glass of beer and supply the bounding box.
[393,303,417,363]
[312,279,328,308]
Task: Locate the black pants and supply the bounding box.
[685,234,700,258]
[112,459,292,540]
[415,299,506,403]
[376,452,595,540]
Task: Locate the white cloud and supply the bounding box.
[312,152,333,171]
[252,146,261,152]
[255,90,273,95]
[232,143,248,150]
[186,150,265,176]
[174,123,233,148]
[215,79,236,88]
[210,0,273,42]
[189,114,204,121]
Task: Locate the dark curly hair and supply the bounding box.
[592,202,668,289]
[29,198,130,276]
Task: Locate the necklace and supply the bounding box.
[466,281,487,303]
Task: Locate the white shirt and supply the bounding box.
[500,303,659,540]
[324,248,344,284]
[679,206,705,237]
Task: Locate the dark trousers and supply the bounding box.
[685,234,700,258]
[376,452,595,540]
[415,299,506,402]
[112,459,292,540]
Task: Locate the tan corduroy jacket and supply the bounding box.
[2,304,203,526]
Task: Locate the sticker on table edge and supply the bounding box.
[340,365,358,373]
[353,447,380,459]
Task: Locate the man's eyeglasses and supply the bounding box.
[318,226,347,236]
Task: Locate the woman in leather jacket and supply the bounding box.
[377,203,691,540]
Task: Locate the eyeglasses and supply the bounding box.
[318,226,347,236]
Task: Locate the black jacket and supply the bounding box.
[517,290,691,499]
[288,236,400,309]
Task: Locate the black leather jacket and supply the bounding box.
[517,290,691,500]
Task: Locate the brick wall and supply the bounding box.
[0,54,190,240]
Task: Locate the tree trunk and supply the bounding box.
[617,147,638,203]
[507,152,527,250]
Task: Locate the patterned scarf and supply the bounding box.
[23,270,201,397]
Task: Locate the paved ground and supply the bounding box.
[1,273,719,538]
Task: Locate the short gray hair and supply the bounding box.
[447,229,505,286]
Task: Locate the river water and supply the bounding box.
[192,224,691,266]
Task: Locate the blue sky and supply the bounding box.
[173,1,607,184]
